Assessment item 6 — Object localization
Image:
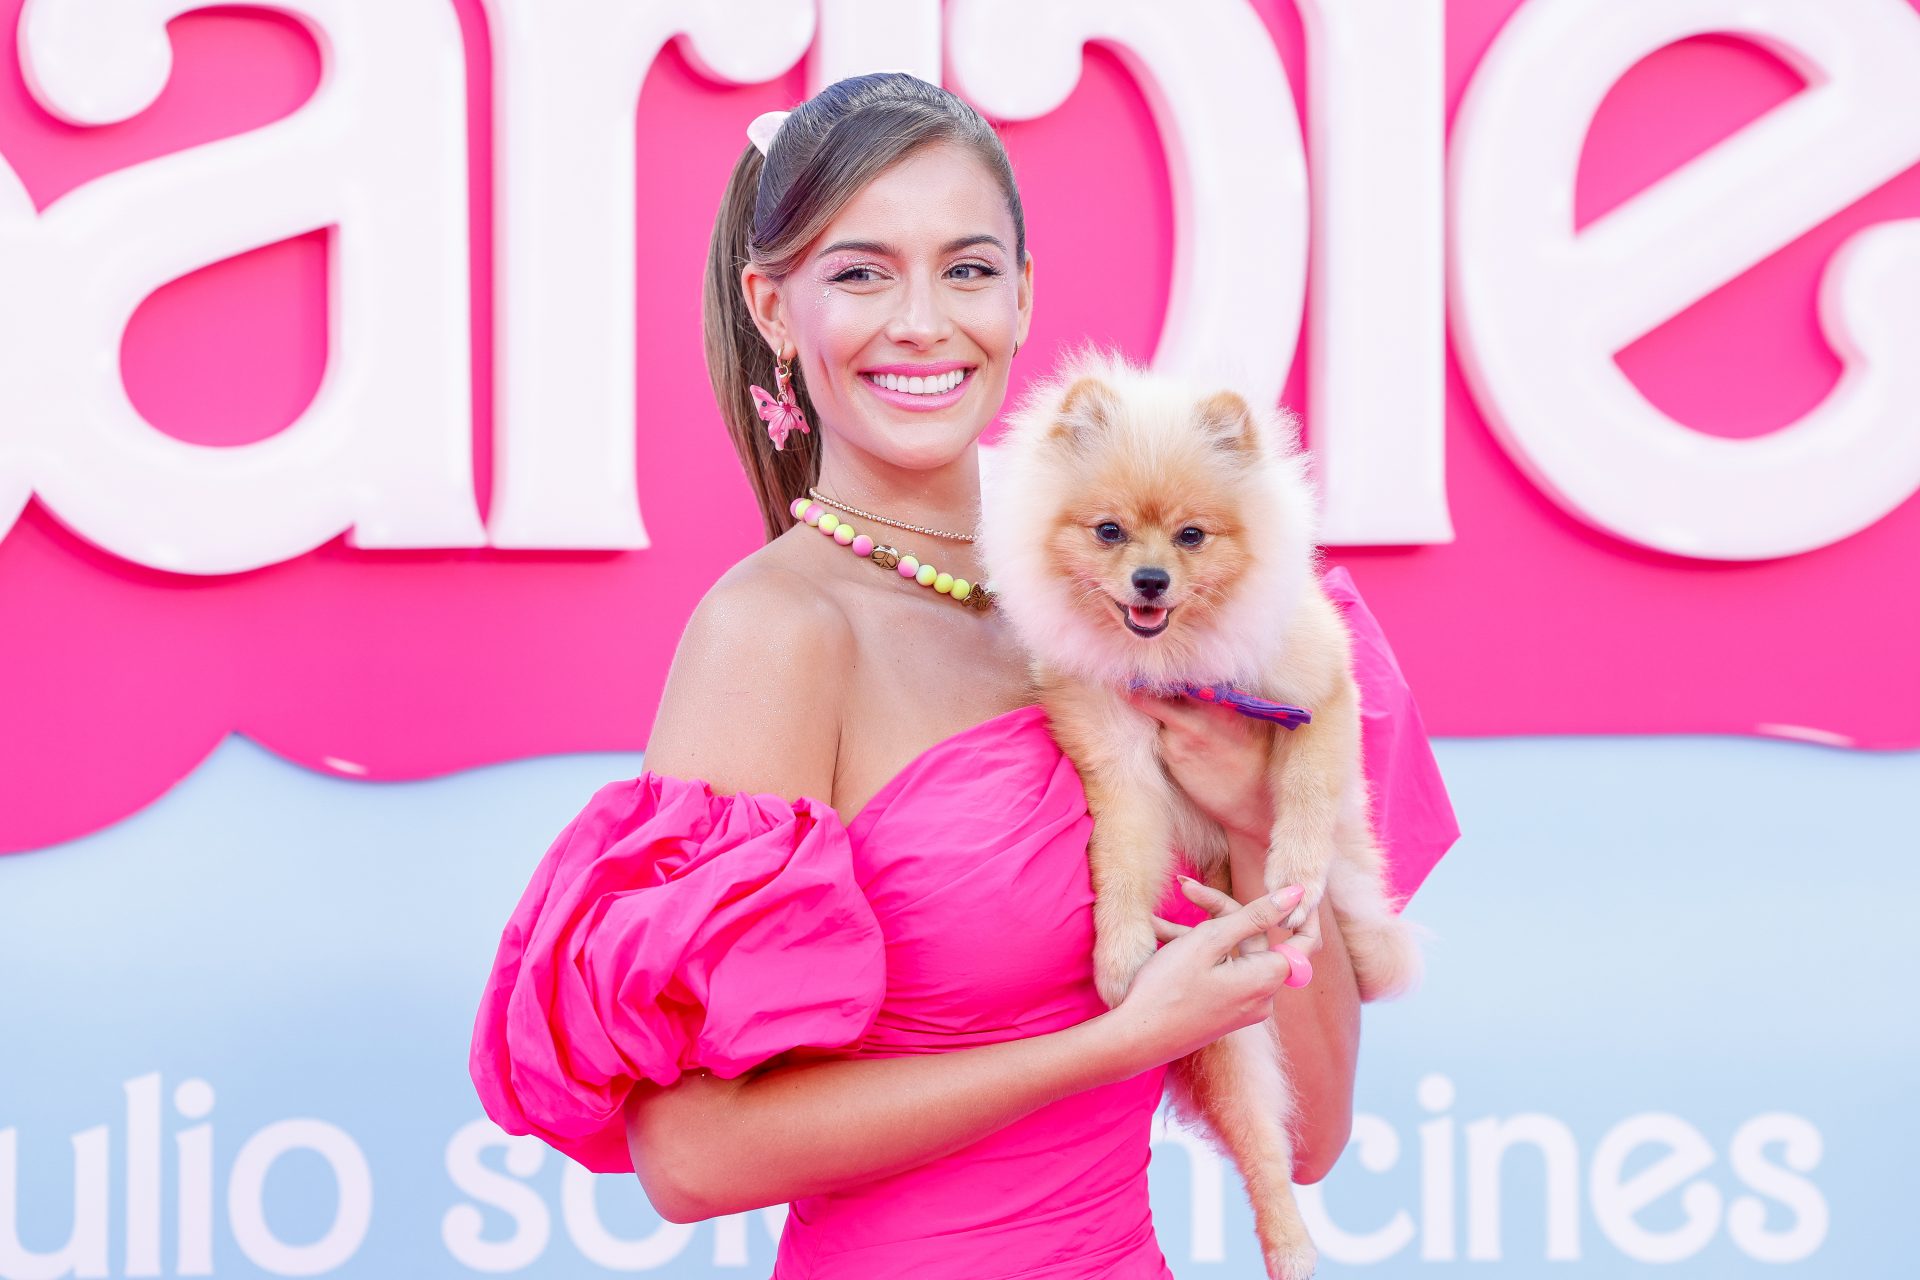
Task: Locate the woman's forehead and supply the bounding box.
[810,145,1014,257]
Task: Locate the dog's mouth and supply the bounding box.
[1116,600,1173,637]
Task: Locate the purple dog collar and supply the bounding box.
[1129,679,1313,730]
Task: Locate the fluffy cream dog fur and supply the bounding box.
[978,346,1424,1280]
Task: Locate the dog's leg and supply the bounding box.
[1170,794,1232,890]
[1046,682,1177,1008]
[1082,758,1177,1008]
[1264,674,1363,948]
[1167,1026,1319,1280]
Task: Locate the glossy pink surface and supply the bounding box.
[3,3,1915,852]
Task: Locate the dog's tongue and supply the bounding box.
[1128,605,1168,629]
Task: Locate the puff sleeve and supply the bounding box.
[468,772,888,1174]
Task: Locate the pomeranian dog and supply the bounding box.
[978,347,1424,1280]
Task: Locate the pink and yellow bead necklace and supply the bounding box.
[789,493,995,613]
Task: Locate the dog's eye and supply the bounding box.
[1176,526,1206,548]
[1094,522,1126,544]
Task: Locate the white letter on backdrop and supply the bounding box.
[1296,0,1450,546]
[441,1121,551,1271]
[1149,1108,1228,1262]
[481,0,815,550]
[1452,0,1920,560]
[1726,1113,1827,1262]
[0,1126,110,1280]
[710,1206,787,1267]
[0,146,36,547]
[560,1162,695,1269]
[1589,1113,1721,1263]
[9,0,478,574]
[227,1120,372,1274]
[947,0,1308,409]
[1295,1113,1417,1265]
[1464,1113,1583,1261]
[810,0,941,92]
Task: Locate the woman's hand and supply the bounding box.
[1100,881,1312,1071]
[1126,690,1320,954]
[1125,690,1275,843]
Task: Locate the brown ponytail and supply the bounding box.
[700,73,1029,544]
[703,143,823,544]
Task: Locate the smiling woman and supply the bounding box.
[469,71,1398,1280]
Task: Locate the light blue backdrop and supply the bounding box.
[3,733,1913,1277]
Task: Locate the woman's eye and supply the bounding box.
[833,262,997,285]
[1095,522,1125,544]
[1176,526,1206,548]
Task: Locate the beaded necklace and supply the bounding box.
[789,495,995,613]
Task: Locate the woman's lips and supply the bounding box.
[858,368,974,412]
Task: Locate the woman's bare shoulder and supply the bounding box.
[642,536,852,806]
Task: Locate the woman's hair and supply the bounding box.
[703,72,1028,542]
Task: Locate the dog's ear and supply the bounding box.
[1051,375,1119,443]
[1195,390,1261,456]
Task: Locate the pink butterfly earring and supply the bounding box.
[750,352,810,451]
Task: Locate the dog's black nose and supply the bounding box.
[1132,566,1171,599]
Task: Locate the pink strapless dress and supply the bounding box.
[469,567,1457,1279]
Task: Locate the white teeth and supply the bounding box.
[871,369,967,395]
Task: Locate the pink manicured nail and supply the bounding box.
[1269,885,1304,909]
[1276,943,1313,988]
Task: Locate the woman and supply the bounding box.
[472,72,1426,1278]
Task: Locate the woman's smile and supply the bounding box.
[857,363,978,412]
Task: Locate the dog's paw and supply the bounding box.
[1277,876,1327,943]
[1092,924,1157,1009]
[1265,1240,1319,1280]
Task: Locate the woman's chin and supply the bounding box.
[854,416,990,469]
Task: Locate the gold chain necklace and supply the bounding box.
[805,487,975,543]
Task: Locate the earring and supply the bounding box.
[749,352,810,451]
[1013,340,1022,357]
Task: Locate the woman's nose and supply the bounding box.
[885,273,956,346]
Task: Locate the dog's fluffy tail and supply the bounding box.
[1329,849,1431,1003]
[1347,908,1431,1003]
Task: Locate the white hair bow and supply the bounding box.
[746,110,791,158]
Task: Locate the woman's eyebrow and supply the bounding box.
[817,234,1008,258]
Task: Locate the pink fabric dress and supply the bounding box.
[469,566,1457,1279]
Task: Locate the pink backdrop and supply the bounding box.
[3,0,1916,851]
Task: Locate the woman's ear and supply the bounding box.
[740,261,790,358]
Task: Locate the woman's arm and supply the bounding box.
[629,889,1305,1222]
[1227,828,1360,1184]
[628,1013,1140,1222]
